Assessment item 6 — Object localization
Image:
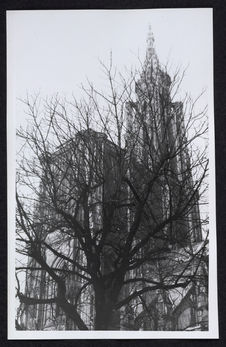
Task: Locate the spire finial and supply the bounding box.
[147,24,154,47]
[145,24,159,67]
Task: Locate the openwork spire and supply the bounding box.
[145,25,159,68]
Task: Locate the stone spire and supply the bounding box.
[145,25,159,69]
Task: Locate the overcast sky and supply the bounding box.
[7,9,213,128]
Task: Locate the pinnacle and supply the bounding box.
[145,25,159,67]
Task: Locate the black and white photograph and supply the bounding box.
[7,9,218,339]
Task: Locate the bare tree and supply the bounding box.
[15,56,208,331]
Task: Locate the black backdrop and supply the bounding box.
[1,1,226,346]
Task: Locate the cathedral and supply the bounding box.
[17,28,208,331]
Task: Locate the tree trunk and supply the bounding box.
[94,288,120,330]
[95,302,113,330]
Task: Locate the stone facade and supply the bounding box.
[17,28,208,331]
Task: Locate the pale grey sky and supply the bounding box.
[7,9,213,128]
